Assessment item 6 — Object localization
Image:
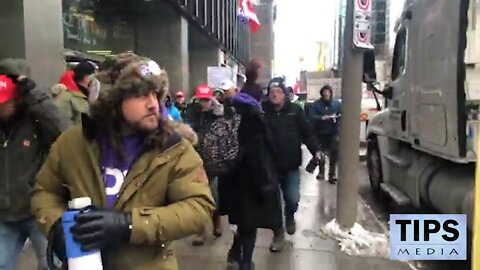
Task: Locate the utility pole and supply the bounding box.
[336,0,366,229]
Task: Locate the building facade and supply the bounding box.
[1,0,251,93]
[250,0,276,86]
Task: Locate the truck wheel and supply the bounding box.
[367,137,384,194]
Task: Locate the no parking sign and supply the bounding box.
[353,0,374,50]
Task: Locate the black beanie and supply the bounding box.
[73,61,96,82]
[268,77,287,94]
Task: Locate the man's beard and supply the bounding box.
[126,116,160,134]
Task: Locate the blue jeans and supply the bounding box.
[278,169,301,217]
[0,218,48,270]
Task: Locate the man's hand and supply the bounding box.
[6,74,36,97]
[71,210,132,251]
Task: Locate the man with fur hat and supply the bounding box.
[31,55,215,270]
[0,58,65,270]
[262,76,318,252]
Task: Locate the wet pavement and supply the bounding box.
[18,152,409,270]
[17,148,467,270]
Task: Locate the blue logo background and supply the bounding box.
[390,214,467,261]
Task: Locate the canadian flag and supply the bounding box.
[238,0,261,33]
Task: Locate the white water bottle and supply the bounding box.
[62,197,103,270]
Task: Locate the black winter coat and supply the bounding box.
[263,100,318,172]
[222,102,282,230]
[0,86,66,221]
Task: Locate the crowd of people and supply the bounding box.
[0,54,341,270]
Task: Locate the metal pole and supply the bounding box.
[336,0,364,229]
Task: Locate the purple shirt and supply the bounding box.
[100,134,145,208]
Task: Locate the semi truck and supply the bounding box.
[365,0,480,229]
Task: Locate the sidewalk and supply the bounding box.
[18,165,413,270]
[173,167,412,270]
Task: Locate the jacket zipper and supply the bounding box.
[2,126,18,197]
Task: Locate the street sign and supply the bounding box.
[353,0,374,50]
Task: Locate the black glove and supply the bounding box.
[70,210,132,251]
[15,77,36,97]
[49,218,67,262]
[6,74,36,97]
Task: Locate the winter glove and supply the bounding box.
[70,210,132,252]
[6,74,36,97]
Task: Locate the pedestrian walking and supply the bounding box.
[263,77,318,252]
[224,60,282,270]
[307,85,342,184]
[51,61,96,127]
[185,84,227,246]
[0,58,65,270]
[31,54,215,270]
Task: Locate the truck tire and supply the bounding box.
[367,137,383,195]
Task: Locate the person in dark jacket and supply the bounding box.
[308,85,342,184]
[224,60,282,270]
[263,77,318,252]
[185,84,225,246]
[0,59,66,270]
[174,90,188,119]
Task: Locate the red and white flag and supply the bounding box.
[238,0,261,33]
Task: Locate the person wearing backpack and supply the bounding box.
[185,84,226,246]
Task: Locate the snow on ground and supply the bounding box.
[321,219,390,258]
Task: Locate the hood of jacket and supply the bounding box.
[210,98,224,116]
[59,71,82,93]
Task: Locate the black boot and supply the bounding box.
[239,262,255,270]
[328,176,337,185]
[228,233,241,266]
[285,214,296,235]
[212,212,223,238]
[305,157,318,174]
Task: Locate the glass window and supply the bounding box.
[63,0,135,56]
[391,28,407,81]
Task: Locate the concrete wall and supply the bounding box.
[136,2,189,96]
[250,0,275,87]
[188,25,221,97]
[0,0,64,87]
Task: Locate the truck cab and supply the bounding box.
[366,0,480,229]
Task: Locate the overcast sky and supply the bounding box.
[273,0,405,85]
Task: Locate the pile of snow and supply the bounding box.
[321,219,390,258]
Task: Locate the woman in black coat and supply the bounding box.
[223,60,282,270]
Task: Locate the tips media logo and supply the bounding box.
[390,214,467,261]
